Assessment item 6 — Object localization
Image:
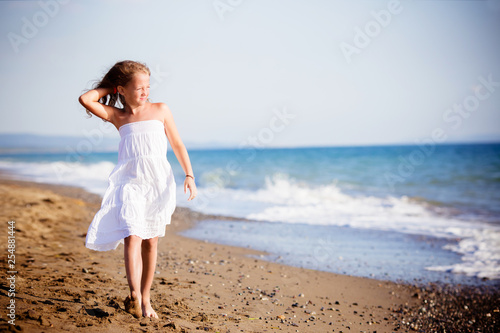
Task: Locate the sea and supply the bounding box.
[1,143,499,286]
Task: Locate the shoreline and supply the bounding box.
[0,177,498,332]
[1,173,490,287]
[181,218,498,288]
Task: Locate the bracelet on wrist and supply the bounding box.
[185,174,195,180]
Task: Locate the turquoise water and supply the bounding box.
[1,143,499,283]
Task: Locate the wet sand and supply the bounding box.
[0,178,498,332]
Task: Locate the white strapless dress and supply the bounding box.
[85,120,176,251]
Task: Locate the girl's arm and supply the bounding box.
[79,88,116,123]
[160,103,197,201]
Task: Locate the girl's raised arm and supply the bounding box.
[79,88,116,123]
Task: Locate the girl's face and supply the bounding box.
[120,72,150,107]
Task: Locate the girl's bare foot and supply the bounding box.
[124,291,142,318]
[142,300,158,318]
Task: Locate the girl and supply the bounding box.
[79,60,197,319]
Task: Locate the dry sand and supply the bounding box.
[0,178,498,332]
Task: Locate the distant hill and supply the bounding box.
[0,133,120,152]
[0,133,235,153]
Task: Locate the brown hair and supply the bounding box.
[86,60,151,117]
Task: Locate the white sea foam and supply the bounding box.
[0,160,114,194]
[426,230,500,279]
[185,173,500,280]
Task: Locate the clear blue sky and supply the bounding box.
[1,0,499,148]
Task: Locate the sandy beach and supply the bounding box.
[0,178,498,332]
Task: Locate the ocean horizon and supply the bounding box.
[1,142,499,286]
[1,132,500,152]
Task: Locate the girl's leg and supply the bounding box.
[141,236,159,318]
[124,235,143,318]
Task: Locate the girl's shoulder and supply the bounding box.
[148,102,172,115]
[146,103,173,125]
[149,101,168,109]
